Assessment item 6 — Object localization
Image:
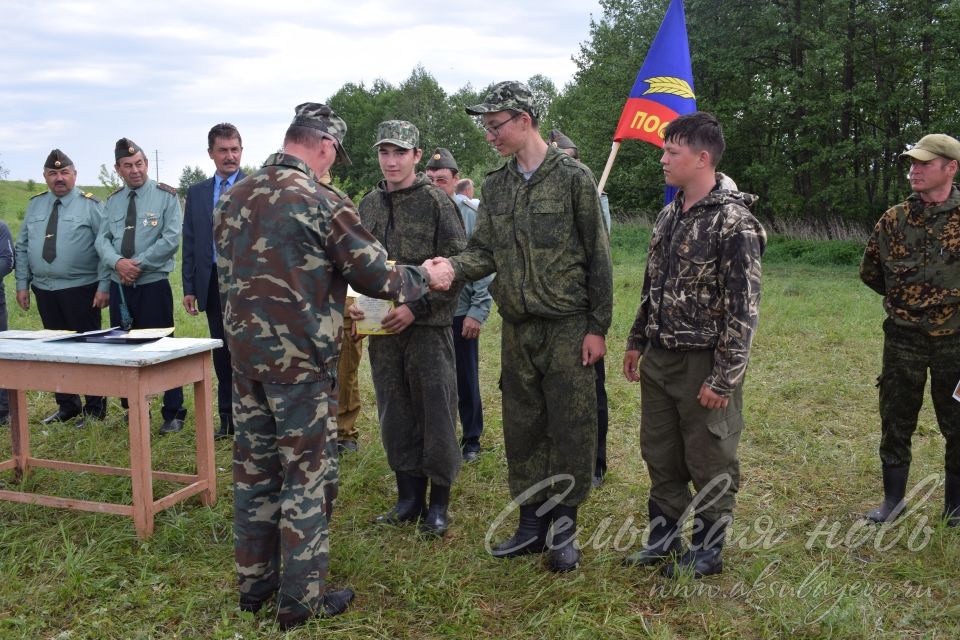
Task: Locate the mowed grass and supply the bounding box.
[1,204,959,639]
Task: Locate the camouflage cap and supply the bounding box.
[465,81,539,119]
[44,149,73,170]
[425,147,458,172]
[547,130,577,151]
[114,138,144,162]
[291,102,352,166]
[374,120,419,150]
[902,134,960,163]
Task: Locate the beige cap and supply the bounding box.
[901,134,960,163]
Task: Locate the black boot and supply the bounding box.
[491,502,549,558]
[864,464,910,523]
[374,472,427,524]
[944,469,960,527]
[661,516,725,579]
[420,482,451,537]
[624,499,685,566]
[547,504,581,573]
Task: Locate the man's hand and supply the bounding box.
[461,317,482,339]
[382,304,415,333]
[348,304,365,321]
[115,258,142,285]
[697,384,729,409]
[183,294,198,316]
[16,290,30,311]
[92,292,110,309]
[623,349,642,382]
[581,333,606,366]
[422,257,454,291]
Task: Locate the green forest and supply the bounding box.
[320,0,960,234]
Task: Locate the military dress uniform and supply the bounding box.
[95,138,185,428]
[16,151,108,422]
[625,179,765,576]
[860,137,960,526]
[358,130,466,535]
[216,104,430,627]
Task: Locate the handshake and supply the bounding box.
[420,257,455,291]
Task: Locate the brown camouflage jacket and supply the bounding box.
[627,187,766,396]
[860,185,960,335]
[357,173,465,326]
[450,146,613,334]
[214,153,430,384]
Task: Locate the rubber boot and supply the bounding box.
[624,499,685,567]
[374,472,427,524]
[491,501,549,558]
[944,469,960,527]
[547,504,581,573]
[661,516,725,579]
[420,482,451,537]
[864,464,910,523]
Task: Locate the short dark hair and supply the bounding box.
[208,123,242,149]
[663,111,725,167]
[455,178,473,195]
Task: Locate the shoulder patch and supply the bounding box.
[29,190,50,199]
[81,191,101,203]
[157,182,178,195]
[108,186,124,198]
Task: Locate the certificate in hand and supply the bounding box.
[354,295,396,335]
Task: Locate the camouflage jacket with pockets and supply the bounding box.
[450,146,613,335]
[357,172,465,326]
[627,186,766,396]
[214,153,430,384]
[860,185,960,336]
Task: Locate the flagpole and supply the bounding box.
[597,141,620,194]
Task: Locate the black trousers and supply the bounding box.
[109,279,185,420]
[595,357,609,476]
[33,283,106,417]
[203,270,233,423]
[0,296,7,418]
[453,315,484,452]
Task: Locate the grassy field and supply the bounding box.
[1,184,958,639]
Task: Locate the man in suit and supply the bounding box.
[182,123,245,439]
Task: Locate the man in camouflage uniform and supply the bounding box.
[622,112,765,578]
[860,133,960,527]
[435,81,613,572]
[425,147,494,462]
[353,122,466,538]
[95,138,186,433]
[215,103,448,630]
[15,149,109,428]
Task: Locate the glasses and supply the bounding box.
[483,112,522,137]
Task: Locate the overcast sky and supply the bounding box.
[0,0,605,183]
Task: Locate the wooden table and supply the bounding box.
[0,336,221,538]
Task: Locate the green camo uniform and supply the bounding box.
[860,185,960,472]
[451,145,613,506]
[96,178,181,286]
[627,184,765,523]
[216,151,430,619]
[16,188,107,292]
[358,172,466,486]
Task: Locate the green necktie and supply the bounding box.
[42,198,61,263]
[121,191,137,258]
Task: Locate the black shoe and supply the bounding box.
[159,418,185,434]
[945,469,960,527]
[338,439,359,453]
[547,504,581,572]
[491,502,550,558]
[462,449,479,463]
[591,472,604,489]
[276,588,355,630]
[42,409,81,425]
[864,464,910,523]
[624,500,685,567]
[374,472,427,524]
[661,516,726,579]
[214,421,235,441]
[420,483,451,537]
